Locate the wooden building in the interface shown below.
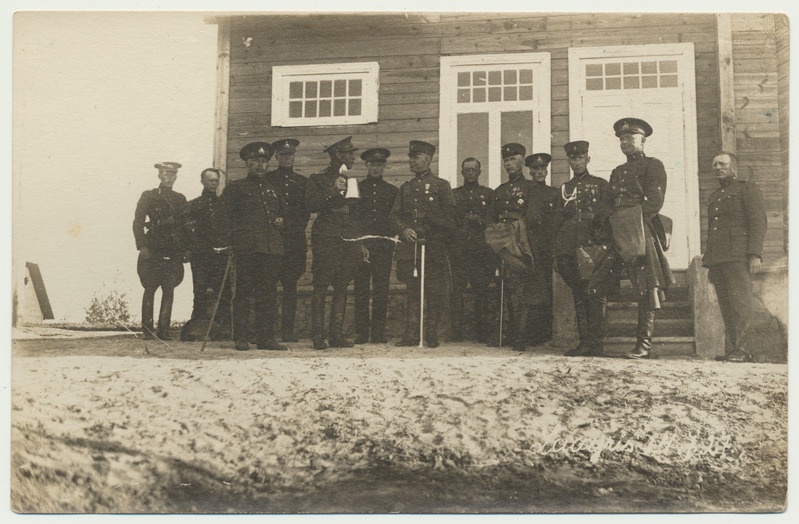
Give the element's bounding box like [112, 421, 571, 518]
[208, 12, 789, 357]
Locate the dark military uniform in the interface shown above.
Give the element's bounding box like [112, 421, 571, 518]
[554, 142, 615, 356]
[450, 181, 497, 342]
[353, 156, 398, 344]
[703, 178, 767, 359]
[183, 186, 231, 337]
[132, 163, 188, 340]
[306, 137, 364, 349]
[524, 153, 560, 345]
[390, 144, 456, 346]
[608, 118, 675, 358]
[216, 142, 285, 349]
[266, 139, 310, 342]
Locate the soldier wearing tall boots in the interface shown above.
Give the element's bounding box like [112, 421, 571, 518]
[487, 143, 541, 351]
[215, 142, 287, 351]
[524, 153, 560, 346]
[390, 140, 457, 348]
[267, 138, 310, 343]
[353, 148, 399, 344]
[449, 157, 497, 343]
[609, 118, 675, 359]
[554, 141, 615, 357]
[132, 161, 189, 340]
[182, 168, 231, 340]
[306, 136, 368, 350]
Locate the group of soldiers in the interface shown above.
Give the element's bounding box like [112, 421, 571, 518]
[133, 116, 767, 362]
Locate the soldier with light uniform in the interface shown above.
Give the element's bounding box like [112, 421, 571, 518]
[390, 140, 457, 348]
[554, 141, 615, 357]
[353, 147, 398, 344]
[609, 118, 674, 360]
[267, 138, 310, 343]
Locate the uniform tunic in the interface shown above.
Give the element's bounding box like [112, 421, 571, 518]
[702, 179, 768, 353]
[353, 176, 399, 339]
[266, 167, 310, 283]
[132, 185, 187, 289]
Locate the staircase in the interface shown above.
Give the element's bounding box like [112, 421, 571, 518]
[604, 270, 695, 357]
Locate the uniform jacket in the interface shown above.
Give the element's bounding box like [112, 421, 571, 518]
[453, 182, 494, 254]
[355, 176, 399, 239]
[184, 189, 219, 255]
[554, 172, 613, 256]
[489, 174, 534, 223]
[526, 181, 560, 262]
[702, 179, 767, 267]
[609, 152, 666, 221]
[215, 174, 284, 256]
[306, 165, 362, 241]
[266, 167, 310, 254]
[132, 185, 188, 256]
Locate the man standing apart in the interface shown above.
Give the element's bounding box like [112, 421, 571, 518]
[609, 118, 674, 359]
[354, 147, 398, 344]
[306, 136, 367, 350]
[132, 161, 188, 340]
[390, 140, 456, 348]
[182, 168, 230, 339]
[267, 138, 310, 343]
[524, 152, 560, 345]
[554, 141, 615, 357]
[216, 142, 286, 351]
[702, 152, 767, 362]
[449, 157, 497, 343]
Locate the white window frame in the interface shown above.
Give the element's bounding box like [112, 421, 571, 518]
[439, 53, 551, 189]
[271, 62, 380, 127]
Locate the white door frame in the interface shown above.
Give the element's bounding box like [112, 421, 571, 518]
[568, 43, 701, 266]
[439, 52, 551, 188]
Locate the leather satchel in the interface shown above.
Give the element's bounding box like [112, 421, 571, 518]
[609, 204, 646, 260]
[576, 243, 609, 281]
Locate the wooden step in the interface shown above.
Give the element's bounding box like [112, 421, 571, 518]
[603, 336, 696, 357]
[606, 318, 694, 337]
[607, 301, 692, 321]
[609, 283, 689, 302]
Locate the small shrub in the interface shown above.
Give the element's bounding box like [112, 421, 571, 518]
[84, 286, 132, 325]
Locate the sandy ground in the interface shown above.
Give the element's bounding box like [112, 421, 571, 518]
[9, 329, 788, 514]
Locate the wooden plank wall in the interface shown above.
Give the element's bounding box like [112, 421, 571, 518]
[730, 14, 787, 266]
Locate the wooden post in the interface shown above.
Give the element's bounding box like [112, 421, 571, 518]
[213, 19, 231, 193]
[716, 14, 736, 154]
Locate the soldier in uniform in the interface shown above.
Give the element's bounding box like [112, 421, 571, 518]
[524, 152, 560, 345]
[132, 161, 188, 340]
[216, 142, 287, 351]
[487, 143, 540, 351]
[609, 118, 674, 359]
[353, 147, 399, 344]
[449, 157, 497, 342]
[554, 141, 615, 356]
[266, 138, 310, 343]
[703, 152, 767, 362]
[306, 136, 368, 350]
[390, 140, 457, 347]
[182, 168, 230, 339]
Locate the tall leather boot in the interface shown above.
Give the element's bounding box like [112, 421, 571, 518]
[474, 293, 488, 343]
[141, 287, 156, 339]
[396, 291, 420, 346]
[311, 289, 328, 350]
[280, 283, 299, 342]
[564, 296, 590, 356]
[627, 303, 654, 359]
[511, 295, 529, 351]
[156, 287, 175, 340]
[353, 266, 371, 344]
[449, 289, 464, 342]
[586, 295, 607, 356]
[328, 288, 354, 348]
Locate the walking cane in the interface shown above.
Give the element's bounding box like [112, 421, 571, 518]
[201, 251, 233, 352]
[418, 240, 426, 349]
[498, 261, 505, 349]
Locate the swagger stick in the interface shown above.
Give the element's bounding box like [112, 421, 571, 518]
[418, 241, 426, 349]
[498, 262, 504, 349]
[201, 252, 233, 352]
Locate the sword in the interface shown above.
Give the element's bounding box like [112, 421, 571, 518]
[498, 261, 504, 349]
[418, 240, 426, 349]
[201, 251, 233, 352]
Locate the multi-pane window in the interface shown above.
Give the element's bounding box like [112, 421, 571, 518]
[585, 60, 678, 91]
[457, 68, 535, 104]
[272, 62, 379, 126]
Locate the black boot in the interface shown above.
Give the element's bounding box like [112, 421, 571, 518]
[474, 293, 489, 343]
[311, 290, 328, 350]
[511, 298, 529, 352]
[328, 290, 354, 348]
[280, 284, 299, 342]
[586, 295, 607, 356]
[396, 292, 420, 346]
[627, 305, 655, 359]
[449, 290, 464, 342]
[425, 309, 441, 348]
[141, 287, 156, 339]
[564, 296, 591, 356]
[156, 287, 175, 340]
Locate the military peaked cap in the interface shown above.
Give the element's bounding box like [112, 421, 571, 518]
[154, 162, 182, 172]
[323, 136, 358, 154]
[408, 140, 436, 156]
[525, 153, 552, 167]
[563, 141, 590, 157]
[272, 138, 300, 154]
[240, 142, 274, 160]
[501, 143, 526, 159]
[613, 117, 653, 137]
[361, 147, 391, 163]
